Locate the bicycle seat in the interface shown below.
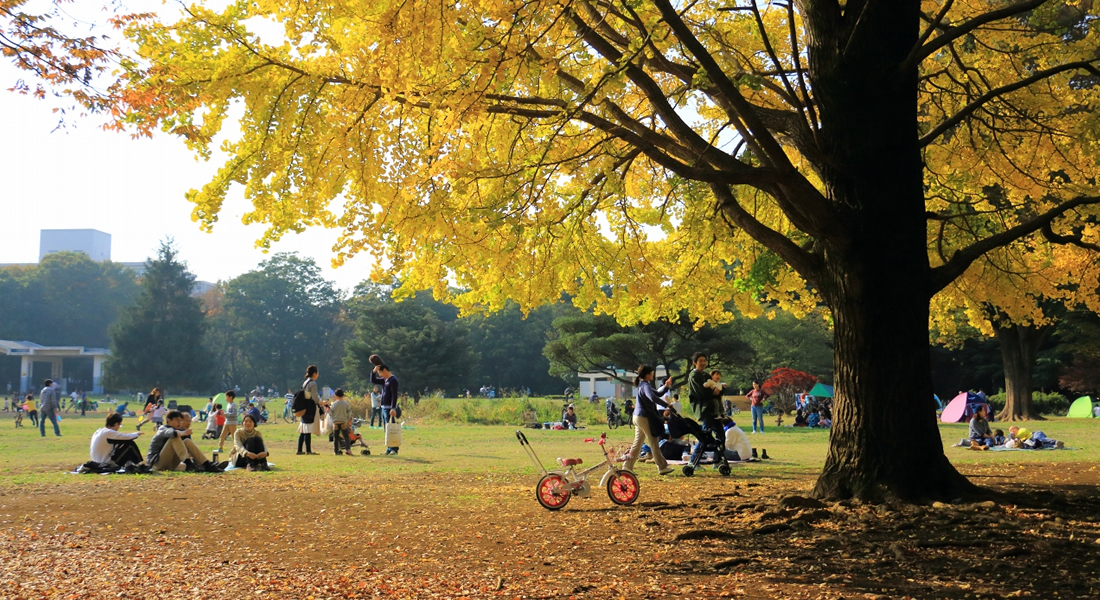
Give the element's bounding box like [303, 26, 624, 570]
[558, 458, 583, 467]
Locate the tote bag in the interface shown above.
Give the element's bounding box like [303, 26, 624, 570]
[384, 422, 402, 448]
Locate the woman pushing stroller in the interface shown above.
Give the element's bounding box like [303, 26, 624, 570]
[622, 365, 676, 476]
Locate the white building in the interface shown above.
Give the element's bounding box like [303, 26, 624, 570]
[0, 340, 109, 394]
[39, 229, 112, 262]
[578, 365, 671, 400]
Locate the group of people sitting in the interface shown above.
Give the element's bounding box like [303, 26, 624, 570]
[792, 407, 832, 428]
[966, 406, 1065, 450]
[84, 406, 272, 474]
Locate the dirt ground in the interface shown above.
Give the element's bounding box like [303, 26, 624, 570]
[2, 463, 1099, 600]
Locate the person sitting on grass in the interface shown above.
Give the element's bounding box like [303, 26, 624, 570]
[231, 414, 270, 471]
[969, 405, 995, 450]
[723, 421, 753, 462]
[146, 410, 225, 472]
[794, 409, 808, 427]
[563, 405, 578, 430]
[91, 413, 145, 466]
[807, 409, 821, 428]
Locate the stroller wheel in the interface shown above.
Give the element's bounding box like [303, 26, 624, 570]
[361, 449, 370, 456]
[682, 465, 695, 477]
[718, 464, 732, 477]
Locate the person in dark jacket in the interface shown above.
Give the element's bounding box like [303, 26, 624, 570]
[686, 353, 728, 469]
[623, 365, 675, 476]
[371, 364, 400, 454]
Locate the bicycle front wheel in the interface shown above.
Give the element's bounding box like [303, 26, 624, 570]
[606, 470, 639, 506]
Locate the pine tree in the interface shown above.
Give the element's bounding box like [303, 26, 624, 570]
[105, 240, 213, 392]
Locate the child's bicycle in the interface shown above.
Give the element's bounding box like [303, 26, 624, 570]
[515, 430, 639, 511]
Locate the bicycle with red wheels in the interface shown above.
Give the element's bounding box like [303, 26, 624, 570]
[515, 430, 640, 511]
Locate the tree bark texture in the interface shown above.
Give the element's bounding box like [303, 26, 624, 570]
[803, 1, 976, 501]
[994, 323, 1053, 421]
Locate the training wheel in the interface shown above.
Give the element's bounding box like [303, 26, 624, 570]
[718, 464, 732, 476]
[361, 449, 370, 455]
[682, 465, 695, 477]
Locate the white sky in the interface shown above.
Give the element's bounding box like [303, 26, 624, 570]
[0, 2, 375, 291]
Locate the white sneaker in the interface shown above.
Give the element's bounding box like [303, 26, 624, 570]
[659, 466, 675, 475]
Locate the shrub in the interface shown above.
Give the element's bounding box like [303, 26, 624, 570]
[400, 396, 613, 426]
[986, 390, 1071, 416]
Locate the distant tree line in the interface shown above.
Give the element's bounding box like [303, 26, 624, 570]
[3, 247, 1096, 400]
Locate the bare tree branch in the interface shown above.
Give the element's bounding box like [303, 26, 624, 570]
[711, 184, 822, 287]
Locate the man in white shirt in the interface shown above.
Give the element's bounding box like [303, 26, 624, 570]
[90, 413, 144, 465]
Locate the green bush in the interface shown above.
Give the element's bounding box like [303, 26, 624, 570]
[987, 390, 1071, 416]
[401, 396, 612, 426]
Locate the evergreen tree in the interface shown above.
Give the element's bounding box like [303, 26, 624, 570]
[344, 285, 478, 397]
[104, 241, 213, 391]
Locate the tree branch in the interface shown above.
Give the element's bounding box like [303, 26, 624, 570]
[1041, 223, 1100, 254]
[909, 0, 1051, 66]
[650, 0, 842, 242]
[711, 184, 822, 287]
[930, 195, 1100, 294]
[919, 61, 1100, 146]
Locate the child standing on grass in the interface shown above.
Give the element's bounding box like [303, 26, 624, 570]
[329, 389, 353, 456]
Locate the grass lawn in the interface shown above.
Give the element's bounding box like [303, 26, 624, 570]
[1, 402, 1099, 599]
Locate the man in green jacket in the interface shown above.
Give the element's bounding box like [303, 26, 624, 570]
[687, 352, 728, 468]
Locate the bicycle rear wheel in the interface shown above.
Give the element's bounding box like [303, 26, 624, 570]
[536, 474, 571, 510]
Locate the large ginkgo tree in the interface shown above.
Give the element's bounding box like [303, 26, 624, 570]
[110, 0, 1100, 501]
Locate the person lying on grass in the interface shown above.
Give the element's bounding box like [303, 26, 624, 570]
[1007, 426, 1065, 450]
[231, 414, 270, 471]
[146, 410, 226, 473]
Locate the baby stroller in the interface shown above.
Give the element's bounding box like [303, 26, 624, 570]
[606, 401, 628, 429]
[332, 418, 371, 455]
[666, 411, 731, 477]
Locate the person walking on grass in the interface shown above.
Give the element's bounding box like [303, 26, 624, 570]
[135, 389, 161, 430]
[623, 365, 675, 476]
[369, 387, 382, 428]
[217, 391, 239, 453]
[39, 379, 62, 437]
[687, 353, 729, 469]
[329, 389, 354, 456]
[24, 393, 38, 427]
[295, 365, 322, 455]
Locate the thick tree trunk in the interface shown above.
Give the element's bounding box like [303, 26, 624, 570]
[806, 2, 976, 502]
[994, 323, 1053, 421]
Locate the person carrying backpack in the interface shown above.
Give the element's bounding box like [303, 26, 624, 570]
[293, 365, 322, 455]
